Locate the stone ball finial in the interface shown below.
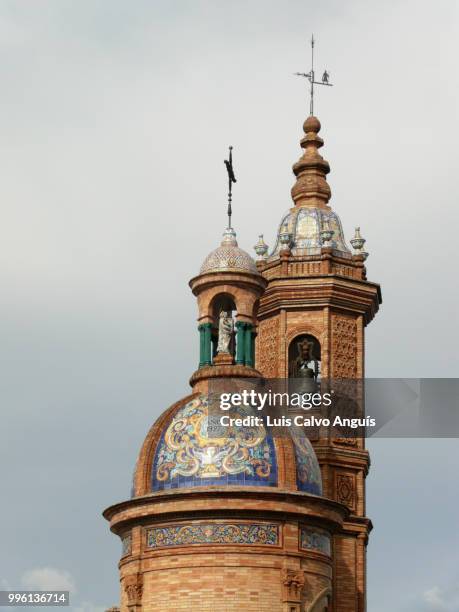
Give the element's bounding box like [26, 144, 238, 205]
[303, 115, 321, 134]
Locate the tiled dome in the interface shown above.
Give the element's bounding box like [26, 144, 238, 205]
[132, 394, 322, 497]
[200, 228, 259, 275]
[271, 206, 351, 258]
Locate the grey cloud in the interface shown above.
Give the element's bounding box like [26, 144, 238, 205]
[21, 567, 76, 592]
[0, 1, 457, 609]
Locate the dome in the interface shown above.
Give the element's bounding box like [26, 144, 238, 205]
[132, 394, 323, 497]
[200, 228, 259, 275]
[270, 206, 351, 258]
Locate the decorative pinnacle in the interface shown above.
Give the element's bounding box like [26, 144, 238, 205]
[350, 227, 369, 260]
[221, 226, 238, 247]
[279, 223, 292, 251]
[254, 234, 269, 260]
[294, 35, 333, 116]
[224, 146, 237, 229]
[320, 218, 334, 247]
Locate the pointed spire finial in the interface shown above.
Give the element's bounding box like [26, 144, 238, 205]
[224, 146, 237, 229]
[291, 115, 332, 208]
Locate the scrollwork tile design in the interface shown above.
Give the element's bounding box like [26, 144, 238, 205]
[146, 522, 279, 548]
[151, 396, 277, 490]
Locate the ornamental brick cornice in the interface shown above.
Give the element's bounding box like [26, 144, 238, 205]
[340, 516, 373, 539]
[103, 487, 348, 535]
[190, 268, 267, 325]
[258, 252, 365, 278]
[258, 275, 381, 324]
[313, 445, 370, 473]
[189, 363, 262, 388]
[189, 270, 267, 295]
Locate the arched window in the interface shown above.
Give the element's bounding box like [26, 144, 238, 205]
[288, 334, 321, 380]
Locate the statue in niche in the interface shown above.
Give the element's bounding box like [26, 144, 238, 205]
[216, 311, 234, 354]
[289, 338, 319, 380]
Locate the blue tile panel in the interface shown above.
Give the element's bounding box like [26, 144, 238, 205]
[291, 428, 323, 495]
[151, 396, 278, 490]
[300, 527, 331, 556]
[146, 522, 279, 548]
[121, 532, 132, 557]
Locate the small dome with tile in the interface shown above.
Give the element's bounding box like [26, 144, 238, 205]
[200, 228, 259, 275]
[270, 206, 351, 258]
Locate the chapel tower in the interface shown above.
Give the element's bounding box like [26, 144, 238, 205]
[103, 112, 381, 612]
[254, 114, 381, 610]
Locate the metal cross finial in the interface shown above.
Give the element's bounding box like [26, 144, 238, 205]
[224, 146, 236, 228]
[294, 35, 333, 116]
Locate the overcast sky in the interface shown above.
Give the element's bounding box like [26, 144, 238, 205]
[0, 1, 458, 611]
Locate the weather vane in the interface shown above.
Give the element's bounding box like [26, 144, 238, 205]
[294, 35, 333, 116]
[224, 146, 236, 228]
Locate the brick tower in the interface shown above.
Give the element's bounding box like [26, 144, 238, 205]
[103, 113, 381, 612]
[255, 114, 381, 611]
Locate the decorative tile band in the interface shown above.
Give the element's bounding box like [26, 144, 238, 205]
[121, 533, 132, 557]
[146, 522, 279, 549]
[300, 527, 331, 556]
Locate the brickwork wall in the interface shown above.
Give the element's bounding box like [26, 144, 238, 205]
[332, 535, 358, 612]
[118, 546, 333, 612]
[140, 565, 281, 612]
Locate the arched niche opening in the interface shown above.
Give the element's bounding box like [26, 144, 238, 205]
[288, 334, 321, 380]
[197, 291, 255, 369]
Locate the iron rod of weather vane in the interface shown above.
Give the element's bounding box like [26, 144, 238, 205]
[294, 36, 333, 117]
[310, 34, 314, 115]
[224, 145, 236, 228]
[228, 146, 232, 227]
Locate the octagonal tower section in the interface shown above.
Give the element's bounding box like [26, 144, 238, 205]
[255, 115, 382, 612]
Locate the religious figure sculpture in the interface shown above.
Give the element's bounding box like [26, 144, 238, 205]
[216, 311, 234, 354]
[289, 337, 319, 380]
